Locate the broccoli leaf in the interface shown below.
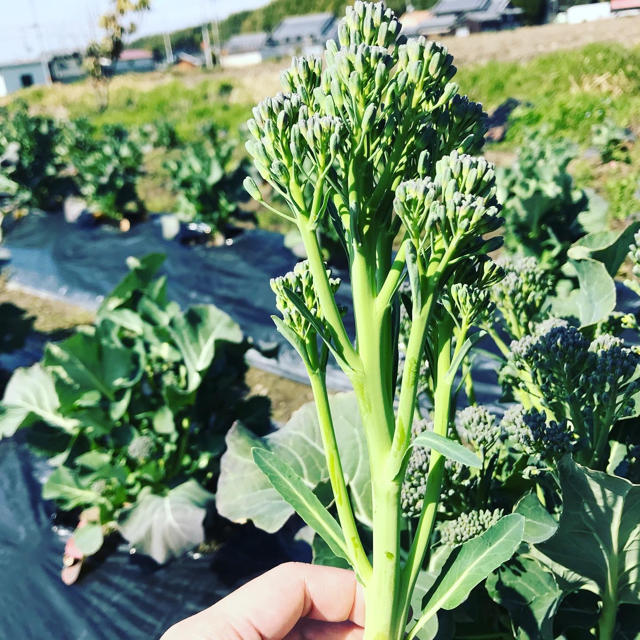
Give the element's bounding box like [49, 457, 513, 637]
[409, 514, 524, 639]
[253, 448, 351, 566]
[535, 457, 640, 608]
[0, 363, 77, 437]
[486, 553, 563, 640]
[412, 431, 481, 468]
[118, 480, 213, 564]
[216, 392, 371, 532]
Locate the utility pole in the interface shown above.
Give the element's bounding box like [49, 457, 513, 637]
[210, 19, 221, 66]
[29, 0, 52, 84]
[163, 32, 173, 64]
[202, 24, 213, 69]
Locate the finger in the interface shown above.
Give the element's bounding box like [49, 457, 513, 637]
[162, 562, 365, 640]
[217, 562, 365, 638]
[283, 619, 364, 640]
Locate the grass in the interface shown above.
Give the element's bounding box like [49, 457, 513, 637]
[21, 73, 254, 142]
[456, 43, 640, 147]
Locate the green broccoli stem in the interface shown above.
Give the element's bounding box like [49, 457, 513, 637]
[298, 215, 359, 371]
[401, 319, 455, 634]
[307, 369, 372, 583]
[598, 539, 620, 639]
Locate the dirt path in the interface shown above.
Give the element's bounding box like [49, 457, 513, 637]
[438, 15, 640, 66]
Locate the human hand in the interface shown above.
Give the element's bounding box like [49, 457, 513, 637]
[161, 561, 365, 639]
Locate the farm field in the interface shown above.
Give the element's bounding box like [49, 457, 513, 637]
[2, 6, 640, 639]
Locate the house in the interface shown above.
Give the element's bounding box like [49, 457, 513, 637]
[221, 32, 270, 68]
[270, 12, 337, 55]
[0, 58, 50, 97]
[400, 9, 458, 35]
[404, 0, 522, 36]
[462, 0, 524, 32]
[114, 49, 155, 74]
[610, 0, 640, 13]
[220, 12, 339, 68]
[564, 2, 611, 22]
[48, 52, 85, 84]
[175, 52, 203, 71]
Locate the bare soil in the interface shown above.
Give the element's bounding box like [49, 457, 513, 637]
[438, 15, 640, 66]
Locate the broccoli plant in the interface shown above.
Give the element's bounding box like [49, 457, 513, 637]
[134, 119, 180, 151]
[496, 131, 589, 273]
[242, 4, 525, 638]
[0, 254, 251, 570]
[69, 123, 145, 222]
[591, 118, 634, 164]
[165, 124, 247, 234]
[0, 102, 72, 215]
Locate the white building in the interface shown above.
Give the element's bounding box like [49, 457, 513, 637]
[221, 32, 270, 68]
[0, 58, 50, 97]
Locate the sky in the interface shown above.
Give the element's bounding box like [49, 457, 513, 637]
[0, 0, 269, 64]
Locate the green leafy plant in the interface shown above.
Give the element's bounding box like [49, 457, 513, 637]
[134, 119, 180, 150]
[0, 102, 72, 215]
[0, 254, 249, 565]
[165, 124, 247, 233]
[239, 4, 527, 638]
[496, 132, 589, 273]
[591, 119, 634, 164]
[70, 123, 145, 222]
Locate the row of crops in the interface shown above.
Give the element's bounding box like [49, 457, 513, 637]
[0, 101, 249, 236]
[1, 12, 640, 638]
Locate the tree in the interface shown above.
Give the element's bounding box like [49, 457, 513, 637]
[85, 0, 152, 110]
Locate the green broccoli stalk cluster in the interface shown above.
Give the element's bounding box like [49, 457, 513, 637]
[243, 4, 524, 638]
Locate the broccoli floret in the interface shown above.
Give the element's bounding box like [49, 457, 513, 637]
[491, 256, 553, 338]
[500, 404, 528, 444]
[127, 434, 154, 461]
[438, 508, 503, 546]
[401, 419, 432, 519]
[456, 405, 500, 454]
[615, 445, 640, 484]
[520, 409, 579, 459]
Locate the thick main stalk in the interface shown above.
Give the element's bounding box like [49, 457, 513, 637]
[351, 244, 404, 640]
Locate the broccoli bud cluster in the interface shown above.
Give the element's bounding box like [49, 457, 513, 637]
[507, 320, 640, 466]
[520, 409, 579, 459]
[625, 230, 640, 298]
[456, 404, 500, 454]
[401, 418, 432, 519]
[615, 445, 640, 484]
[491, 255, 553, 338]
[438, 508, 503, 546]
[500, 404, 529, 444]
[270, 260, 340, 342]
[127, 434, 154, 462]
